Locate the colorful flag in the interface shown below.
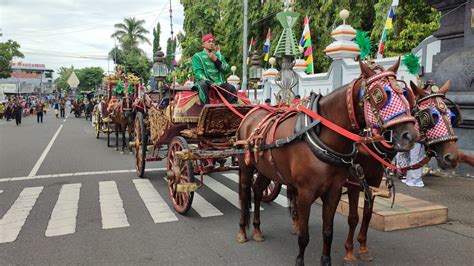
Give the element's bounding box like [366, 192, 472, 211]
[263, 29, 271, 62]
[300, 16, 313, 74]
[377, 5, 395, 58]
[247, 37, 254, 65]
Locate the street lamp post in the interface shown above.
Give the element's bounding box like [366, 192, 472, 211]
[152, 46, 168, 101]
[249, 51, 262, 101]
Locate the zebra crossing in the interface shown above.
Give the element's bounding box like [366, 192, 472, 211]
[0, 172, 286, 244]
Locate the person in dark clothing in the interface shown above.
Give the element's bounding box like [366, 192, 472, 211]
[13, 101, 22, 126]
[60, 99, 65, 118]
[35, 101, 44, 123]
[5, 103, 12, 121]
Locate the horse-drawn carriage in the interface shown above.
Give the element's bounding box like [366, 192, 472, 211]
[133, 84, 259, 213]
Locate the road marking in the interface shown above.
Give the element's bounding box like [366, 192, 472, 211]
[0, 186, 43, 244]
[0, 190, 3, 194]
[99, 181, 129, 229]
[204, 175, 262, 211]
[0, 167, 167, 183]
[45, 184, 81, 237]
[222, 173, 288, 208]
[192, 193, 224, 217]
[63, 119, 66, 122]
[133, 179, 178, 223]
[28, 125, 63, 177]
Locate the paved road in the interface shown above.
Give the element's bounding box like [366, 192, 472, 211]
[0, 111, 473, 265]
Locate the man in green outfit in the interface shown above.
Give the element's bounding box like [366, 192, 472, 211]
[192, 33, 237, 104]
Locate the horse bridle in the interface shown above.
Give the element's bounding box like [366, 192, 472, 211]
[412, 82, 460, 147]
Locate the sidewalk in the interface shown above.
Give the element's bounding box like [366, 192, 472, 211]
[395, 170, 474, 231]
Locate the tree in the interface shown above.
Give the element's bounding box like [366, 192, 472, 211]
[179, 0, 440, 74]
[122, 51, 152, 84]
[76, 67, 105, 91]
[54, 66, 75, 92]
[0, 40, 24, 79]
[153, 22, 161, 55]
[111, 17, 151, 51]
[165, 37, 177, 70]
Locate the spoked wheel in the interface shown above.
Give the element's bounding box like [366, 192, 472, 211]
[134, 112, 146, 178]
[253, 171, 282, 203]
[262, 180, 282, 202]
[167, 136, 195, 214]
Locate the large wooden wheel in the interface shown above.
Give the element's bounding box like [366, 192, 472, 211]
[167, 136, 195, 214]
[261, 180, 282, 202]
[134, 112, 146, 178]
[253, 171, 282, 203]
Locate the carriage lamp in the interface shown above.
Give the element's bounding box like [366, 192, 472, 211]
[153, 47, 168, 87]
[249, 51, 262, 100]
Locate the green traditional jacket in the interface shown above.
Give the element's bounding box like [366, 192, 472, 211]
[191, 50, 230, 86]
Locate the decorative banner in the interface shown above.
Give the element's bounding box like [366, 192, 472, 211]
[263, 29, 271, 62]
[300, 16, 313, 74]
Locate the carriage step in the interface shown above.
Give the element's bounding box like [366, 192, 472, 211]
[176, 183, 199, 193]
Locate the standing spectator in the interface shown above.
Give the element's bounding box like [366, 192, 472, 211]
[396, 142, 425, 187]
[60, 98, 65, 118]
[35, 100, 44, 123]
[13, 100, 22, 126]
[54, 100, 59, 118]
[5, 102, 12, 121]
[0, 102, 5, 119]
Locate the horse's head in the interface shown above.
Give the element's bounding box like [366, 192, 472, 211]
[359, 59, 419, 152]
[410, 80, 459, 169]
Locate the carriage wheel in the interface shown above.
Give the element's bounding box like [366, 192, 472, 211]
[134, 112, 146, 178]
[253, 171, 282, 203]
[261, 180, 282, 202]
[167, 136, 195, 214]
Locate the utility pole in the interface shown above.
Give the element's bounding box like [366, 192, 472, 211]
[242, 0, 248, 92]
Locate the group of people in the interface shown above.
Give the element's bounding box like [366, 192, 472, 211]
[0, 96, 68, 125]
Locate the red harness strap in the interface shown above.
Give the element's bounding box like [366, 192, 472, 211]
[296, 106, 382, 144]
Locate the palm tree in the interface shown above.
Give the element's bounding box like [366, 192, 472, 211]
[111, 17, 151, 52]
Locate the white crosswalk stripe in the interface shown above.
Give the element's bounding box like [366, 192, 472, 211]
[0, 186, 44, 244]
[133, 179, 178, 223]
[203, 175, 263, 211]
[99, 181, 129, 229]
[222, 173, 288, 208]
[45, 183, 81, 237]
[0, 172, 289, 244]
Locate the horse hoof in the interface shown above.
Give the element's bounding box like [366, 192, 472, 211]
[343, 258, 357, 266]
[252, 232, 264, 242]
[236, 233, 248, 243]
[320, 255, 331, 266]
[357, 251, 373, 262]
[295, 256, 304, 266]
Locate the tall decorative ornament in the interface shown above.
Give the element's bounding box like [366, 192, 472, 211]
[273, 1, 301, 104]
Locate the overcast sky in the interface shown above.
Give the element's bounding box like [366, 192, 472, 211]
[0, 0, 184, 78]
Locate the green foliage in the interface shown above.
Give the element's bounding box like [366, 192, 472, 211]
[54, 66, 74, 92]
[153, 22, 161, 55]
[402, 53, 420, 75]
[111, 17, 151, 51]
[0, 40, 24, 79]
[76, 67, 105, 91]
[165, 37, 177, 70]
[179, 0, 439, 74]
[122, 50, 152, 83]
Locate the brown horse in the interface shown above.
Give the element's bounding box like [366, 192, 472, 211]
[236, 60, 419, 266]
[343, 79, 460, 264]
[110, 96, 135, 153]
